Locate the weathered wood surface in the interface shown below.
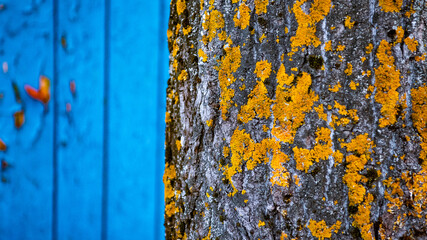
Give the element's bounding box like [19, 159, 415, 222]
[165, 0, 427, 239]
[0, 0, 168, 239]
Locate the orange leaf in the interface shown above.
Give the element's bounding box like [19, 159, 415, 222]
[24, 75, 51, 104]
[13, 110, 25, 129]
[0, 138, 6, 151]
[25, 85, 40, 101]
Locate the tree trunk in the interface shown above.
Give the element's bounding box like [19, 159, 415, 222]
[164, 0, 427, 239]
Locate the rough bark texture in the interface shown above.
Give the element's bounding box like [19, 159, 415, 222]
[165, 0, 427, 239]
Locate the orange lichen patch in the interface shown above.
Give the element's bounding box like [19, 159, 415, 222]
[165, 112, 171, 123]
[415, 53, 426, 62]
[198, 49, 208, 62]
[254, 60, 272, 81]
[25, 75, 51, 105]
[314, 104, 327, 122]
[293, 174, 301, 186]
[13, 110, 25, 129]
[324, 40, 332, 51]
[333, 150, 343, 166]
[375, 40, 401, 127]
[0, 138, 6, 151]
[176, 140, 182, 151]
[342, 134, 374, 239]
[395, 26, 404, 44]
[172, 39, 179, 57]
[342, 133, 373, 205]
[165, 202, 179, 217]
[238, 80, 272, 123]
[336, 44, 345, 51]
[404, 37, 418, 52]
[403, 170, 427, 217]
[206, 119, 213, 127]
[361, 57, 366, 62]
[365, 43, 373, 54]
[353, 194, 374, 239]
[411, 85, 427, 164]
[308, 219, 341, 240]
[233, 3, 251, 29]
[201, 227, 211, 240]
[280, 232, 288, 240]
[254, 0, 269, 15]
[383, 177, 404, 212]
[258, 220, 266, 227]
[223, 146, 230, 158]
[293, 127, 333, 172]
[224, 129, 285, 195]
[259, 33, 267, 43]
[344, 16, 354, 29]
[263, 124, 269, 132]
[330, 101, 359, 128]
[178, 69, 189, 81]
[272, 66, 319, 144]
[270, 145, 290, 188]
[290, 0, 332, 50]
[183, 26, 192, 36]
[349, 81, 357, 90]
[344, 63, 353, 75]
[329, 81, 341, 93]
[379, 0, 402, 12]
[176, 0, 186, 15]
[216, 46, 242, 120]
[202, 9, 225, 41]
[164, 163, 177, 200]
[285, 27, 289, 34]
[365, 85, 374, 99]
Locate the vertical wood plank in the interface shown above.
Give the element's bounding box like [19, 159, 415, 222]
[108, 1, 162, 239]
[56, 1, 104, 239]
[0, 1, 54, 239]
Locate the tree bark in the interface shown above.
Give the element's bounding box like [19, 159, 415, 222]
[165, 0, 427, 239]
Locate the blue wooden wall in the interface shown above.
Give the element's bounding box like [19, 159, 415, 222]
[0, 0, 168, 239]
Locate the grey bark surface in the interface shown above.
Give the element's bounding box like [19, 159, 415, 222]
[165, 0, 427, 239]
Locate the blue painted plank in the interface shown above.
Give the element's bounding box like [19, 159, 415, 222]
[107, 1, 163, 239]
[0, 0, 54, 239]
[55, 1, 104, 239]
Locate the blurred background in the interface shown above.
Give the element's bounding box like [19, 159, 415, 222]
[0, 0, 168, 239]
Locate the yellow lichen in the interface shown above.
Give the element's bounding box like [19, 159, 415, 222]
[395, 26, 404, 44]
[198, 48, 208, 62]
[349, 81, 357, 90]
[308, 219, 341, 240]
[165, 112, 171, 123]
[365, 43, 373, 54]
[216, 46, 242, 120]
[254, 0, 269, 15]
[163, 163, 177, 200]
[223, 146, 230, 158]
[176, 140, 182, 151]
[258, 220, 266, 227]
[254, 60, 272, 81]
[234, 3, 251, 29]
[202, 9, 225, 41]
[336, 44, 345, 51]
[176, 0, 186, 15]
[404, 37, 418, 52]
[324, 40, 332, 51]
[206, 119, 213, 127]
[238, 80, 272, 123]
[344, 16, 354, 29]
[344, 62, 353, 75]
[270, 146, 290, 188]
[379, 0, 402, 12]
[178, 69, 189, 81]
[272, 66, 319, 144]
[183, 26, 192, 35]
[342, 134, 375, 239]
[411, 86, 427, 165]
[375, 40, 401, 127]
[293, 127, 333, 172]
[224, 129, 286, 195]
[314, 104, 327, 122]
[290, 0, 332, 50]
[329, 81, 341, 93]
[259, 33, 267, 43]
